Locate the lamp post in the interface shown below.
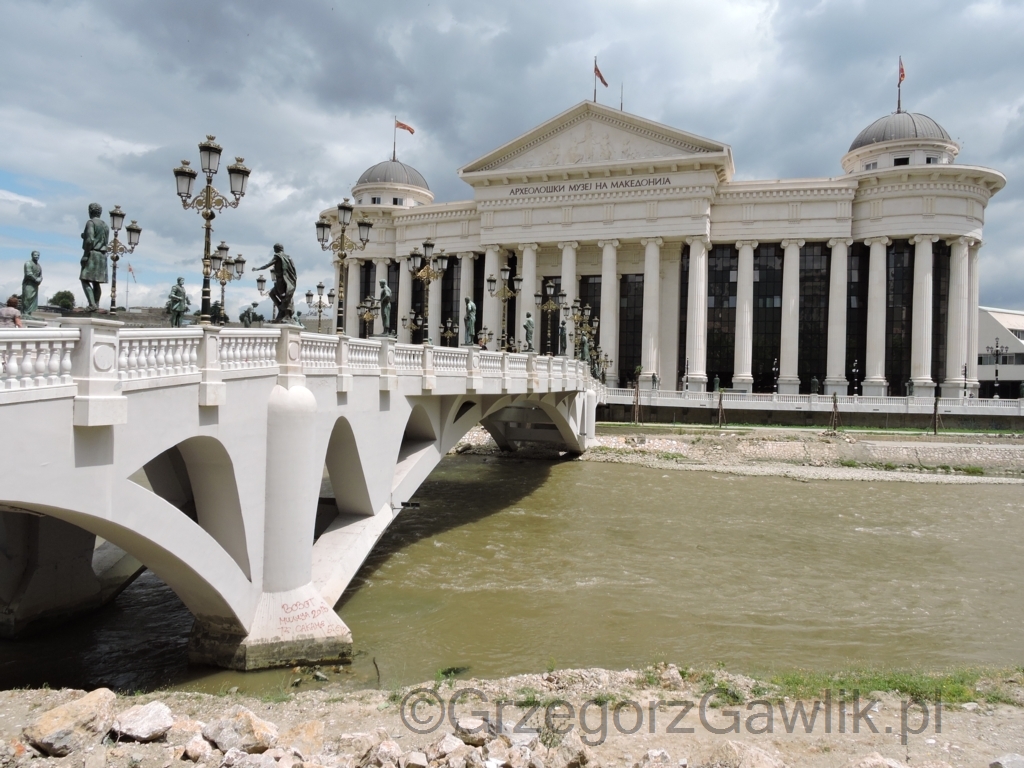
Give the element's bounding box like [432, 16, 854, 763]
[106, 206, 142, 313]
[441, 318, 459, 345]
[850, 359, 860, 396]
[173, 136, 250, 325]
[305, 281, 335, 334]
[963, 363, 968, 398]
[210, 242, 246, 324]
[563, 298, 597, 360]
[487, 264, 523, 351]
[315, 199, 372, 335]
[534, 280, 563, 355]
[772, 357, 780, 393]
[358, 296, 381, 336]
[401, 311, 425, 338]
[406, 241, 447, 344]
[986, 337, 1009, 398]
[476, 326, 495, 348]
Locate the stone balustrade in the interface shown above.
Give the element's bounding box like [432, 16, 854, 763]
[0, 329, 78, 393]
[118, 329, 202, 385]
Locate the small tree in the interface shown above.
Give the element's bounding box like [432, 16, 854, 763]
[50, 290, 75, 310]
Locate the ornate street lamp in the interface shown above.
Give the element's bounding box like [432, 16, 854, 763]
[305, 281, 335, 334]
[563, 298, 597, 361]
[173, 136, 250, 323]
[535, 280, 562, 356]
[850, 359, 860, 396]
[476, 326, 495, 348]
[487, 262, 523, 351]
[408, 241, 446, 344]
[441, 317, 459, 345]
[986, 337, 1009, 398]
[772, 357, 780, 393]
[106, 205, 142, 312]
[358, 296, 380, 337]
[211, 242, 246, 324]
[315, 199, 372, 335]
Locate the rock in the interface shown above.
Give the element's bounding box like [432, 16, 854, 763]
[337, 729, 390, 758]
[404, 752, 429, 768]
[659, 665, 683, 691]
[545, 731, 597, 768]
[961, 702, 979, 711]
[23, 687, 117, 757]
[312, 670, 329, 683]
[185, 735, 215, 762]
[484, 737, 512, 766]
[222, 748, 249, 767]
[83, 745, 107, 768]
[725, 742, 786, 768]
[848, 754, 904, 768]
[202, 707, 278, 754]
[991, 756, 1024, 768]
[168, 719, 206, 746]
[361, 740, 404, 768]
[633, 751, 671, 768]
[455, 717, 493, 747]
[279, 722, 324, 760]
[431, 734, 465, 760]
[227, 687, 240, 695]
[113, 701, 176, 742]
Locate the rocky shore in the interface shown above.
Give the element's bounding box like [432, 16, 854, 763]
[454, 426, 1024, 484]
[2, 666, 1023, 768]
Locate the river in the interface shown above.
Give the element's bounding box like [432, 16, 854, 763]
[1, 455, 1022, 694]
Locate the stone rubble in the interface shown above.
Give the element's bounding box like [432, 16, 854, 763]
[111, 701, 175, 742]
[21, 687, 116, 757]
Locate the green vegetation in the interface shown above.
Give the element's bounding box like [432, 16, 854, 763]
[515, 687, 541, 707]
[591, 692, 617, 705]
[767, 668, 985, 703]
[49, 290, 75, 310]
[634, 664, 661, 688]
[838, 459, 859, 467]
[958, 465, 985, 476]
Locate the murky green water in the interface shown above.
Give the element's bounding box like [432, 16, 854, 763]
[2, 456, 1022, 693]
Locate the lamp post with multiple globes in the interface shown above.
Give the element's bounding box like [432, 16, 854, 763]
[534, 280, 563, 356]
[173, 136, 251, 324]
[305, 282, 336, 334]
[106, 205, 142, 312]
[487, 264, 522, 352]
[315, 200, 372, 335]
[210, 241, 246, 324]
[404, 240, 447, 344]
[563, 298, 597, 361]
[986, 337, 1009, 398]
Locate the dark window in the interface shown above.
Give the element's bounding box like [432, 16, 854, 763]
[618, 274, 643, 386]
[893, 157, 910, 166]
[752, 243, 782, 392]
[358, 261, 376, 339]
[706, 244, 737, 389]
[926, 156, 939, 165]
[539, 276, 561, 355]
[846, 243, 870, 394]
[504, 251, 518, 350]
[885, 239, 914, 395]
[677, 244, 690, 388]
[798, 243, 831, 392]
[473, 258, 485, 343]
[393, 197, 403, 205]
[440, 257, 461, 346]
[931, 240, 950, 385]
[578, 275, 601, 349]
[371, 196, 381, 204]
[386, 261, 401, 336]
[410, 268, 426, 344]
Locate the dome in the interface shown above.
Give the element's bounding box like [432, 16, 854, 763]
[848, 112, 951, 152]
[356, 159, 429, 190]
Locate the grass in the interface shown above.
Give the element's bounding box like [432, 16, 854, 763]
[766, 668, 987, 703]
[838, 459, 859, 467]
[958, 465, 985, 476]
[515, 687, 541, 707]
[634, 664, 661, 688]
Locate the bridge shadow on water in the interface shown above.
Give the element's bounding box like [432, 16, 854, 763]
[334, 451, 561, 610]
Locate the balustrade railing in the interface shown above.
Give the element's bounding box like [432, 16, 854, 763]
[0, 329, 78, 391]
[394, 344, 424, 371]
[118, 329, 202, 381]
[299, 333, 339, 370]
[346, 338, 382, 370]
[219, 329, 280, 371]
[433, 347, 468, 373]
[480, 351, 503, 376]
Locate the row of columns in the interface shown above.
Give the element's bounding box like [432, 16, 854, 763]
[335, 235, 980, 396]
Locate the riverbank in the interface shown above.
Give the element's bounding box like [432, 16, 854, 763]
[3, 665, 1023, 768]
[454, 426, 1024, 484]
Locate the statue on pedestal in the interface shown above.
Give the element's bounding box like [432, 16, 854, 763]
[810, 375, 819, 395]
[80, 203, 109, 310]
[239, 305, 254, 327]
[379, 279, 392, 334]
[463, 297, 477, 345]
[713, 374, 720, 392]
[21, 251, 42, 316]
[252, 244, 297, 324]
[558, 320, 567, 356]
[167, 277, 190, 327]
[580, 331, 589, 363]
[523, 312, 534, 352]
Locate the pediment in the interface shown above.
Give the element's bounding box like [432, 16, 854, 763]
[461, 102, 730, 176]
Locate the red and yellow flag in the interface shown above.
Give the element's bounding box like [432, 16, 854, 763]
[594, 59, 608, 88]
[898, 56, 905, 85]
[395, 119, 415, 135]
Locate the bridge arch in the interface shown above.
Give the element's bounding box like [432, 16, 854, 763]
[324, 416, 374, 517]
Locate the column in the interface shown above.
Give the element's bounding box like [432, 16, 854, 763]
[373, 259, 389, 336]
[862, 237, 890, 396]
[396, 257, 412, 343]
[659, 246, 681, 390]
[732, 241, 757, 392]
[777, 239, 803, 394]
[345, 258, 360, 337]
[482, 245, 502, 347]
[457, 252, 476, 346]
[427, 268, 441, 345]
[824, 238, 851, 395]
[558, 241, 579, 348]
[910, 236, 937, 397]
[943, 237, 970, 396]
[639, 237, 663, 387]
[518, 243, 538, 349]
[684, 236, 709, 390]
[967, 242, 981, 394]
[331, 257, 343, 334]
[598, 240, 619, 385]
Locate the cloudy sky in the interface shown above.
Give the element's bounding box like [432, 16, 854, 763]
[2, 0, 1023, 319]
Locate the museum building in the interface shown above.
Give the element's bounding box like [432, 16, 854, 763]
[323, 100, 1005, 396]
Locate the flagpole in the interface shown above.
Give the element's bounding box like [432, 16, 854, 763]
[593, 57, 597, 103]
[393, 116, 397, 161]
[620, 82, 623, 111]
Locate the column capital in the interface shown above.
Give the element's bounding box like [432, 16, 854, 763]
[597, 239, 620, 249]
[557, 241, 579, 251]
[456, 251, 478, 261]
[780, 239, 805, 249]
[911, 235, 940, 245]
[735, 240, 759, 250]
[372, 257, 392, 264]
[864, 236, 891, 247]
[827, 238, 853, 248]
[686, 235, 710, 247]
[518, 243, 539, 252]
[482, 244, 502, 253]
[640, 237, 664, 248]
[945, 235, 977, 248]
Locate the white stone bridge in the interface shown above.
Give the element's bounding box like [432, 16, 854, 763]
[0, 320, 602, 669]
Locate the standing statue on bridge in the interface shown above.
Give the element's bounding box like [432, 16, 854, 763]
[167, 278, 190, 327]
[239, 304, 254, 327]
[80, 203, 110, 311]
[558, 320, 567, 356]
[523, 312, 534, 352]
[379, 279, 392, 335]
[252, 243, 297, 324]
[463, 297, 477, 345]
[21, 251, 42, 316]
[580, 331, 589, 363]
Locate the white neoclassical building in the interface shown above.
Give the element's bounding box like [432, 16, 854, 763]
[323, 101, 1005, 397]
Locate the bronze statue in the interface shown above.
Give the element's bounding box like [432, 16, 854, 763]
[167, 277, 190, 327]
[252, 243, 297, 324]
[580, 331, 589, 362]
[558, 320, 567, 356]
[379, 279, 392, 334]
[810, 375, 819, 395]
[523, 312, 534, 352]
[21, 251, 42, 316]
[463, 297, 477, 345]
[80, 203, 109, 310]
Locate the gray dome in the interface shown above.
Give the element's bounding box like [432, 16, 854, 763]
[356, 159, 429, 190]
[849, 112, 951, 152]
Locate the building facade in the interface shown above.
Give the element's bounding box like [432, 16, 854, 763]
[324, 101, 1005, 397]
